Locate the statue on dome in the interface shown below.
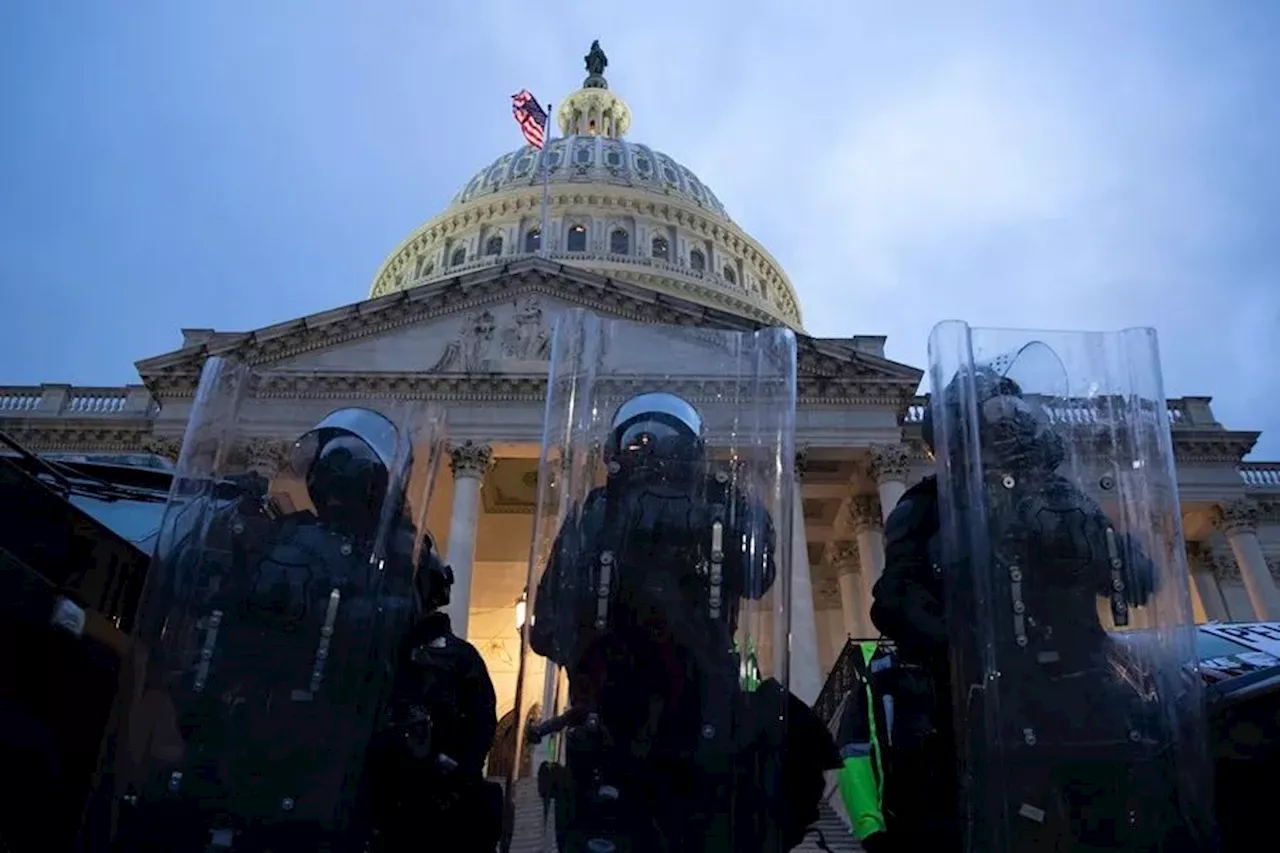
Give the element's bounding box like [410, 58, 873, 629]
[584, 40, 608, 77]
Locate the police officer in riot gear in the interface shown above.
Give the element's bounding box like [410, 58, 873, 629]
[868, 424, 955, 851]
[114, 408, 425, 853]
[366, 534, 501, 853]
[530, 391, 839, 853]
[875, 365, 1186, 851]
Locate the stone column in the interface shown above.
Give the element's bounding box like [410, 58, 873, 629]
[789, 449, 823, 706]
[868, 443, 911, 523]
[1213, 499, 1280, 620]
[830, 542, 862, 637]
[445, 440, 493, 639]
[849, 495, 885, 631]
[1185, 541, 1228, 623]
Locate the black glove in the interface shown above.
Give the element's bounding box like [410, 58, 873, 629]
[861, 830, 894, 853]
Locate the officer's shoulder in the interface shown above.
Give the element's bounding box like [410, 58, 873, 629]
[884, 476, 937, 541]
[452, 636, 490, 668]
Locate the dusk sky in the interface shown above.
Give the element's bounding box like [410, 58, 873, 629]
[2, 2, 1277, 457]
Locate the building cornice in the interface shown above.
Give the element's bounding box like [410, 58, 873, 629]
[134, 261, 922, 404]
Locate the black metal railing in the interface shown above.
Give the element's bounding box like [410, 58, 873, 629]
[813, 637, 864, 725]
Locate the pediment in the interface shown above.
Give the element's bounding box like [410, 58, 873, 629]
[135, 259, 923, 402]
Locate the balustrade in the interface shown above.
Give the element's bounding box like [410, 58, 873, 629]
[0, 385, 154, 417]
[1241, 463, 1280, 488]
[905, 395, 1189, 427]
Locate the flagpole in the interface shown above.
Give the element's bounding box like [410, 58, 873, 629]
[539, 102, 552, 259]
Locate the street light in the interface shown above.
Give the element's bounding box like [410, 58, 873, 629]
[514, 590, 528, 631]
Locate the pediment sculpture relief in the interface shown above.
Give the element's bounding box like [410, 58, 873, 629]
[430, 296, 551, 373]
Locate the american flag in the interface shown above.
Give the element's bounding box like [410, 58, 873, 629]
[511, 89, 548, 150]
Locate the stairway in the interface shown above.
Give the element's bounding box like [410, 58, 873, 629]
[500, 779, 863, 853]
[791, 801, 863, 852]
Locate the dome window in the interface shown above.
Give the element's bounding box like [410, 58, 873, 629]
[525, 228, 541, 252]
[567, 224, 587, 252]
[663, 166, 679, 185]
[606, 149, 623, 167]
[651, 236, 669, 260]
[610, 229, 630, 256]
[575, 147, 592, 165]
[635, 156, 652, 175]
[689, 249, 706, 272]
[450, 247, 467, 267]
[485, 236, 504, 257]
[723, 265, 736, 285]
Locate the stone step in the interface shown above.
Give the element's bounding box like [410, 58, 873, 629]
[497, 779, 863, 853]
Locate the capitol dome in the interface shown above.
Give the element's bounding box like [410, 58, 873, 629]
[370, 45, 802, 329]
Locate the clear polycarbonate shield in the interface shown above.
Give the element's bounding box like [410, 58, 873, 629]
[91, 357, 446, 852]
[510, 309, 798, 852]
[928, 322, 1214, 853]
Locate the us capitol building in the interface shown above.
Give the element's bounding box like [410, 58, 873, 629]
[3, 46, 1279, 721]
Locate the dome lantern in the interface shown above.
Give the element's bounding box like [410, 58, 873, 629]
[557, 40, 632, 139]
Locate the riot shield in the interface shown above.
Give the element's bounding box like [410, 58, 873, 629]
[928, 322, 1214, 853]
[93, 357, 446, 852]
[508, 309, 812, 853]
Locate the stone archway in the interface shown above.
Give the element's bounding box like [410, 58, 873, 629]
[487, 702, 541, 779]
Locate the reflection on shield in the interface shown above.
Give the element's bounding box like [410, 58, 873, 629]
[927, 321, 1214, 852]
[509, 309, 798, 851]
[91, 357, 447, 848]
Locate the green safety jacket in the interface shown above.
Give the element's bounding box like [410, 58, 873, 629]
[834, 641, 892, 843]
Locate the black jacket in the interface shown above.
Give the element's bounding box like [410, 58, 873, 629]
[384, 611, 497, 777]
[869, 476, 946, 669]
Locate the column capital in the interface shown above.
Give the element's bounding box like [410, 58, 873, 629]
[449, 440, 494, 480]
[242, 437, 294, 477]
[848, 494, 883, 534]
[829, 541, 860, 573]
[794, 445, 809, 481]
[1185, 541, 1216, 575]
[143, 434, 184, 462]
[1212, 551, 1241, 584]
[1212, 498, 1259, 537]
[867, 443, 911, 485]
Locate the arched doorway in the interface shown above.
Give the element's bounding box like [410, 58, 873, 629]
[486, 703, 541, 779]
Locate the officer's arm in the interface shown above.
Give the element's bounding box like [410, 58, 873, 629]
[529, 489, 601, 662]
[870, 493, 947, 651]
[1060, 479, 1159, 607]
[457, 643, 499, 776]
[739, 495, 777, 600]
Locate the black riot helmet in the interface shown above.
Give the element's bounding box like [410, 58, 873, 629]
[290, 407, 401, 537]
[924, 363, 1064, 472]
[413, 531, 454, 614]
[605, 391, 705, 481]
